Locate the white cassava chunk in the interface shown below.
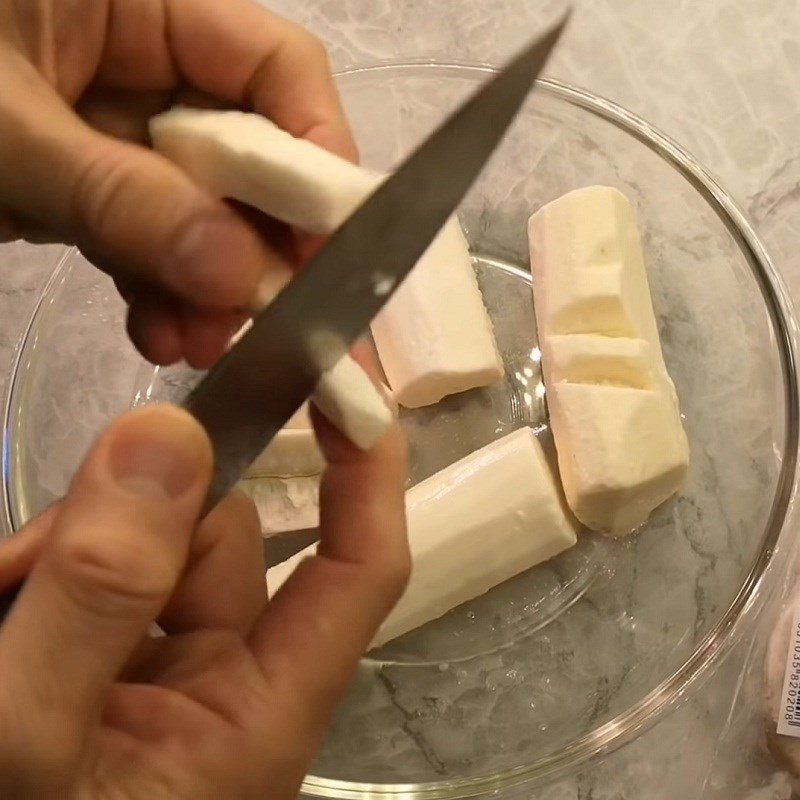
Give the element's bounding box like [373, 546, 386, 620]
[266, 427, 578, 648]
[371, 218, 504, 407]
[546, 383, 689, 534]
[530, 186, 660, 342]
[529, 186, 689, 535]
[151, 107, 379, 234]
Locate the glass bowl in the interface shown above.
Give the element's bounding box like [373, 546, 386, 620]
[3, 63, 798, 797]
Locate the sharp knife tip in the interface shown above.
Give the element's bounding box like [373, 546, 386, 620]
[511, 8, 571, 86]
[542, 7, 572, 47]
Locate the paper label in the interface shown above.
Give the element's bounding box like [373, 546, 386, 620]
[777, 605, 800, 737]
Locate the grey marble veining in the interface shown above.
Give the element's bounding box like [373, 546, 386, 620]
[2, 1, 800, 798]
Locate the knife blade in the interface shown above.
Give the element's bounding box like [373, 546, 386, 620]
[185, 15, 569, 511]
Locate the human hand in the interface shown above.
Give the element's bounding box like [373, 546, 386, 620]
[0, 404, 408, 799]
[0, 0, 356, 368]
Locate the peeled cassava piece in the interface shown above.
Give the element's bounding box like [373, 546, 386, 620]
[266, 427, 578, 648]
[150, 107, 503, 410]
[529, 186, 689, 535]
[370, 217, 505, 407]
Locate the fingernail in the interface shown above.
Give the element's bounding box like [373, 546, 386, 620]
[106, 407, 211, 500]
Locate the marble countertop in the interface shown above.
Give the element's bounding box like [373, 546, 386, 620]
[2, 1, 800, 797]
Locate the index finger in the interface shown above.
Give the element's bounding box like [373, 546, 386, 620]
[99, 0, 357, 161]
[248, 416, 409, 723]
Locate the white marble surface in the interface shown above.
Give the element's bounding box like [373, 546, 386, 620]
[2, 0, 800, 797]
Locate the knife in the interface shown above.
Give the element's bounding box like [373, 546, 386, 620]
[0, 16, 568, 620]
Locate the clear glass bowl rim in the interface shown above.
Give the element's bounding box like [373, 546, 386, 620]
[3, 61, 798, 798]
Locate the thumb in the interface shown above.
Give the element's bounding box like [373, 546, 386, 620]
[0, 405, 212, 739]
[0, 69, 288, 309]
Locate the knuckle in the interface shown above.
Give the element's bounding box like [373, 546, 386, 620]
[57, 532, 176, 616]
